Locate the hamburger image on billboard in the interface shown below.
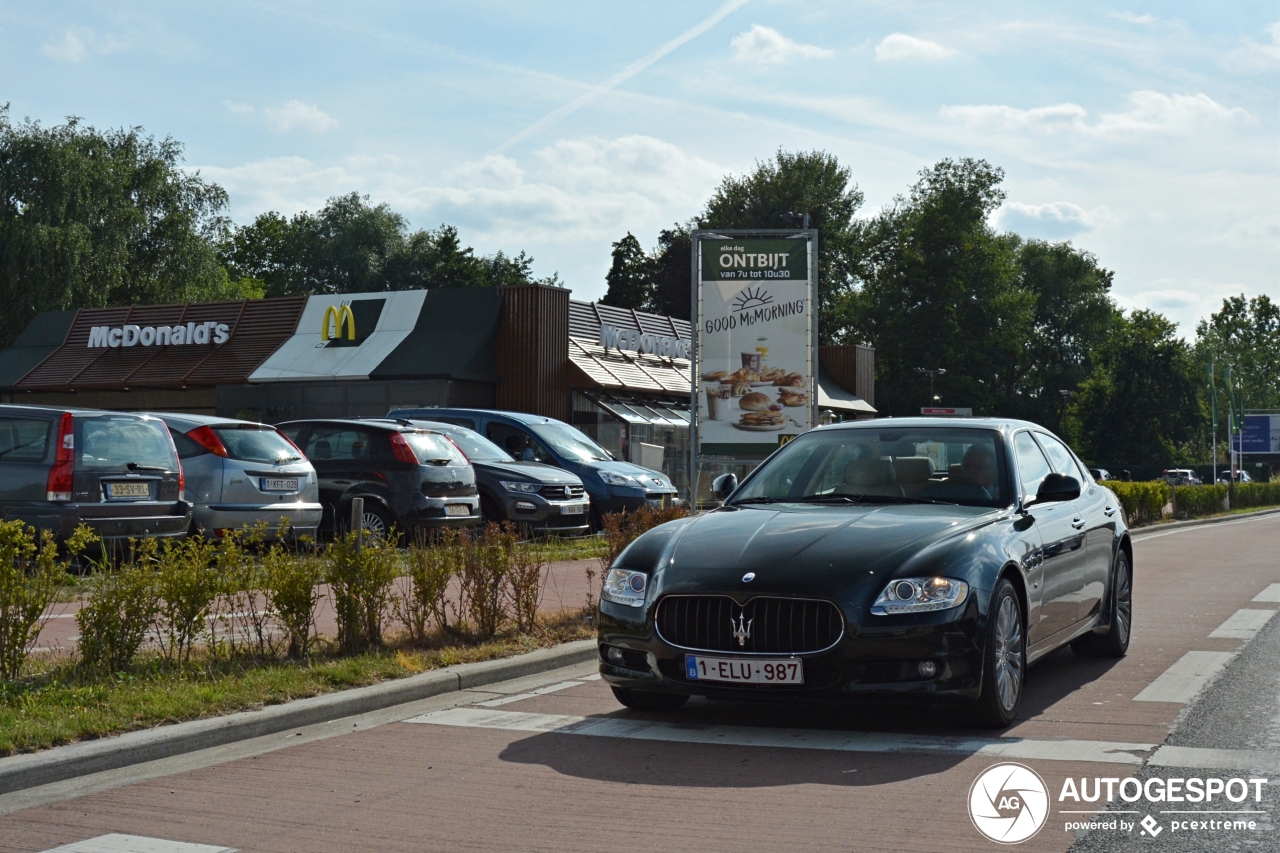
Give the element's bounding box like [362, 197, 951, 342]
[696, 237, 813, 447]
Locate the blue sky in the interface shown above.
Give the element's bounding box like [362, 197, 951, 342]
[3, 1, 1277, 335]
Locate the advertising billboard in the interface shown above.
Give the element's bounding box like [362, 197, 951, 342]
[1236, 414, 1280, 454]
[693, 233, 816, 454]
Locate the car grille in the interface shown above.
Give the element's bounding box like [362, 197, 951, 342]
[540, 484, 586, 501]
[655, 595, 844, 655]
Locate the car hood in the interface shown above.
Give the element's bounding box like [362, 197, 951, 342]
[473, 459, 581, 485]
[658, 503, 1000, 601]
[594, 460, 672, 490]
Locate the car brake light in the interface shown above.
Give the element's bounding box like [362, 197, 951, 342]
[46, 412, 75, 501]
[158, 421, 186, 496]
[389, 432, 419, 465]
[188, 425, 228, 458]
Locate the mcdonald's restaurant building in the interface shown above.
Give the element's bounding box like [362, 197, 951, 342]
[0, 283, 874, 491]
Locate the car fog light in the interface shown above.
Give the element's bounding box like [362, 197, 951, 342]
[607, 647, 625, 664]
[918, 660, 938, 677]
[515, 501, 536, 512]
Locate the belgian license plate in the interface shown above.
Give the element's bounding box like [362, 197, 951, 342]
[559, 502, 586, 515]
[685, 655, 804, 685]
[444, 504, 471, 517]
[105, 481, 150, 500]
[260, 478, 299, 492]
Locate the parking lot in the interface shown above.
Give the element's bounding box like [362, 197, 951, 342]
[1, 512, 1276, 852]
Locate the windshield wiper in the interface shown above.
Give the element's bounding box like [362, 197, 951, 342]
[835, 494, 953, 505]
[731, 497, 784, 505]
[126, 462, 168, 473]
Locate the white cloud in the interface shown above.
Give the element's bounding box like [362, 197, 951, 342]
[730, 25, 833, 66]
[1227, 22, 1280, 72]
[1109, 12, 1155, 25]
[223, 100, 255, 114]
[942, 91, 1251, 137]
[41, 28, 124, 62]
[997, 201, 1117, 239]
[263, 100, 337, 133]
[874, 33, 958, 62]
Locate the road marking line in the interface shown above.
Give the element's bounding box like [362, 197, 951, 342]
[404, 707, 1154, 764]
[1133, 651, 1236, 703]
[1208, 608, 1278, 640]
[1252, 584, 1280, 603]
[475, 680, 585, 707]
[1150, 746, 1280, 773]
[1134, 513, 1280, 541]
[41, 834, 237, 853]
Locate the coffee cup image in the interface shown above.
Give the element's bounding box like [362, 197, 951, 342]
[741, 352, 762, 371]
[706, 384, 732, 420]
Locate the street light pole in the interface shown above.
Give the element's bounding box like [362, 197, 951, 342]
[1206, 363, 1217, 486]
[914, 367, 946, 407]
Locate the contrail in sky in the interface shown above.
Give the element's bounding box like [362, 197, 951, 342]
[495, 0, 751, 153]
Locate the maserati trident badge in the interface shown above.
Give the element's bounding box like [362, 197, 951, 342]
[730, 611, 753, 648]
[742, 572, 756, 582]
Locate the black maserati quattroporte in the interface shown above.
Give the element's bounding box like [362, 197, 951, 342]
[597, 418, 1132, 727]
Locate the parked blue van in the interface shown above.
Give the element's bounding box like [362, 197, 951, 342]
[385, 408, 678, 524]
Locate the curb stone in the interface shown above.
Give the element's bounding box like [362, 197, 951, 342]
[1129, 505, 1280, 539]
[0, 638, 598, 796]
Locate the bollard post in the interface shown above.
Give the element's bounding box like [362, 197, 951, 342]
[351, 497, 364, 554]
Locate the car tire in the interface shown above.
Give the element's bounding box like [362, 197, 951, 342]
[1071, 551, 1132, 659]
[355, 503, 394, 541]
[480, 495, 505, 525]
[969, 578, 1026, 729]
[610, 686, 689, 712]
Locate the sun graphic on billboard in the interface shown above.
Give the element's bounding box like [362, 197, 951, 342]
[732, 287, 774, 312]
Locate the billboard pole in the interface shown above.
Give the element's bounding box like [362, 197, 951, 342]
[689, 231, 700, 511]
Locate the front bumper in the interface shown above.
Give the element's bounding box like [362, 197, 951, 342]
[595, 490, 680, 516]
[597, 595, 985, 703]
[193, 502, 323, 540]
[502, 494, 591, 533]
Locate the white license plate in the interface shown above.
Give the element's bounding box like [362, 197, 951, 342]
[559, 502, 587, 515]
[444, 504, 471, 517]
[685, 655, 804, 685]
[105, 481, 150, 499]
[260, 478, 299, 492]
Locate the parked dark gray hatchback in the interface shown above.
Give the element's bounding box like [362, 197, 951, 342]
[0, 405, 190, 543]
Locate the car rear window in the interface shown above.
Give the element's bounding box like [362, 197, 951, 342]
[0, 417, 51, 462]
[212, 426, 302, 464]
[403, 432, 468, 465]
[76, 416, 178, 472]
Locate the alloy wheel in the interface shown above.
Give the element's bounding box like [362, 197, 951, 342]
[1114, 560, 1132, 646]
[361, 510, 388, 539]
[994, 596, 1024, 712]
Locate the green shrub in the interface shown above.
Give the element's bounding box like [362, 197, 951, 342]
[1231, 481, 1280, 510]
[0, 522, 95, 681]
[1173, 484, 1229, 519]
[508, 539, 547, 634]
[211, 527, 276, 659]
[263, 544, 321, 658]
[77, 540, 161, 673]
[1105, 481, 1169, 527]
[396, 531, 460, 643]
[324, 532, 399, 653]
[456, 524, 517, 641]
[154, 536, 220, 664]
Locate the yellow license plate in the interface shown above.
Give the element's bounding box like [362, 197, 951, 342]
[106, 481, 150, 499]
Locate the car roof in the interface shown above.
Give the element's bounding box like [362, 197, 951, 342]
[390, 407, 564, 426]
[817, 416, 1050, 435]
[148, 412, 273, 428]
[278, 417, 439, 433]
[0, 404, 160, 419]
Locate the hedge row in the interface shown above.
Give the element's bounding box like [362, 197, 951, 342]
[1107, 479, 1280, 526]
[1106, 481, 1170, 527]
[1231, 481, 1280, 509]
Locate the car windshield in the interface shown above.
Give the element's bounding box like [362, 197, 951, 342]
[731, 426, 1011, 508]
[528, 422, 611, 462]
[212, 426, 302, 464]
[433, 426, 512, 462]
[77, 416, 178, 472]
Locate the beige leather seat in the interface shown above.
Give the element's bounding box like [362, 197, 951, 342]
[835, 458, 903, 497]
[895, 457, 936, 497]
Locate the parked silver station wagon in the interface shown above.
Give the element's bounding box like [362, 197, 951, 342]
[153, 413, 322, 540]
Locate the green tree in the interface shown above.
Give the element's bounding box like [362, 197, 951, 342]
[1195, 294, 1280, 412]
[600, 232, 652, 310]
[221, 193, 548, 297]
[1070, 310, 1203, 467]
[0, 108, 247, 348]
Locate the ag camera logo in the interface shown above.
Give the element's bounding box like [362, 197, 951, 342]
[969, 763, 1050, 844]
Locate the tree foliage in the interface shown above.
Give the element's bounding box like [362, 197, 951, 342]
[1195, 294, 1280, 411]
[220, 192, 550, 297]
[0, 108, 253, 349]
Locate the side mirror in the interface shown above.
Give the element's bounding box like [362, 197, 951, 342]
[711, 473, 738, 500]
[1033, 473, 1081, 505]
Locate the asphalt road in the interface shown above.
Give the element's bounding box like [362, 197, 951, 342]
[3, 512, 1278, 853]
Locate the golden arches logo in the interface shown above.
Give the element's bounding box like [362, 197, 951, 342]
[321, 305, 356, 341]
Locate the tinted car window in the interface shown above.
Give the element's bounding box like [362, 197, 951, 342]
[213, 426, 301, 464]
[0, 417, 50, 462]
[170, 431, 207, 460]
[403, 432, 467, 465]
[487, 423, 553, 463]
[1036, 433, 1083, 481]
[304, 427, 371, 461]
[77, 417, 177, 471]
[433, 426, 512, 462]
[1014, 431, 1052, 497]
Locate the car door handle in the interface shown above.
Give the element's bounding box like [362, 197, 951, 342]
[1104, 506, 1116, 517]
[1071, 517, 1085, 530]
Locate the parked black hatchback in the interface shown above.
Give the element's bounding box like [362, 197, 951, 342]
[278, 419, 481, 538]
[0, 405, 190, 543]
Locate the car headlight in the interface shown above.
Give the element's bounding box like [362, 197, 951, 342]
[870, 577, 969, 615]
[600, 471, 640, 488]
[500, 480, 540, 493]
[600, 568, 648, 607]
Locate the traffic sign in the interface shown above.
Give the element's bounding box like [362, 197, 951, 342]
[921, 407, 972, 416]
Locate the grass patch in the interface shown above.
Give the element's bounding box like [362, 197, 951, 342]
[525, 533, 607, 563]
[1, 609, 593, 757]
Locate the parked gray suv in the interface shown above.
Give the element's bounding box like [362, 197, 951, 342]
[0, 405, 190, 543]
[153, 413, 322, 541]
